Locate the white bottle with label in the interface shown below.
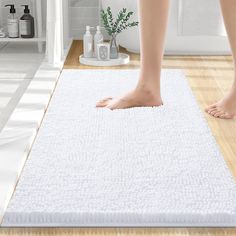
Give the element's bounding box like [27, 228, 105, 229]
[5, 4, 19, 38]
[83, 26, 93, 58]
[94, 26, 104, 58]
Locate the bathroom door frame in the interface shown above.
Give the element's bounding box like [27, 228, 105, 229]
[165, 0, 231, 55]
[46, 0, 70, 65]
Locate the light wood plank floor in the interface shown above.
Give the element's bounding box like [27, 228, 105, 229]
[1, 40, 236, 236]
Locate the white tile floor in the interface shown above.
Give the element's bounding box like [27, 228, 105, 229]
[0, 42, 63, 223]
[0, 42, 45, 222]
[0, 42, 44, 132]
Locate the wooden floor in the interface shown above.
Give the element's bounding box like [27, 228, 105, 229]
[1, 228, 236, 236]
[1, 40, 236, 236]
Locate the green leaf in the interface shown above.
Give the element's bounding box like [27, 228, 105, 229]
[101, 7, 139, 36]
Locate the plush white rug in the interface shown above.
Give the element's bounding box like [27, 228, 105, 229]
[2, 69, 236, 227]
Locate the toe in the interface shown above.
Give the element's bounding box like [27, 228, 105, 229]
[207, 107, 218, 114]
[96, 98, 113, 108]
[208, 108, 219, 116]
[100, 97, 113, 102]
[213, 111, 223, 118]
[96, 103, 107, 108]
[207, 108, 234, 119]
[106, 99, 130, 110]
[106, 99, 121, 110]
[205, 103, 217, 112]
[96, 101, 109, 108]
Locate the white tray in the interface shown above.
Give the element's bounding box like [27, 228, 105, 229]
[79, 53, 130, 67]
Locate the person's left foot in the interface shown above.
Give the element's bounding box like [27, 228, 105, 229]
[96, 87, 163, 110]
[205, 89, 236, 119]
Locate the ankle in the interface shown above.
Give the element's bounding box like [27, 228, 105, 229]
[136, 82, 160, 95]
[138, 74, 161, 89]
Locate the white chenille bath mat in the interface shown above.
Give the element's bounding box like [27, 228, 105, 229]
[2, 69, 236, 227]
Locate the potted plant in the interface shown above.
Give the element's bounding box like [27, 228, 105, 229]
[101, 7, 139, 59]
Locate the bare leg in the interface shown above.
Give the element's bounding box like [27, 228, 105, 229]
[96, 0, 170, 110]
[206, 0, 236, 119]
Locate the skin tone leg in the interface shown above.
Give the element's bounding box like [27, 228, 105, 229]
[206, 0, 236, 119]
[96, 0, 170, 110]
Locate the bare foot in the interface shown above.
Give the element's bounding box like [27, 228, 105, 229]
[205, 89, 236, 119]
[96, 87, 163, 110]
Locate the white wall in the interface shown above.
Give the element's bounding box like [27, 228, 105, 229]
[70, 0, 100, 39]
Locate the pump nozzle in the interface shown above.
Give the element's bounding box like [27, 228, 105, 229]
[5, 4, 16, 14]
[21, 5, 30, 14]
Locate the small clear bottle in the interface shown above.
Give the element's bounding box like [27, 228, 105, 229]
[83, 26, 93, 58]
[94, 26, 104, 58]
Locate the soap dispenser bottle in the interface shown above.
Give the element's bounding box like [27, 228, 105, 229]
[20, 5, 35, 38]
[83, 26, 93, 58]
[5, 4, 19, 38]
[94, 26, 104, 58]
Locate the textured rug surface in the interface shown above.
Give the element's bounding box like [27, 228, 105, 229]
[2, 69, 236, 227]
